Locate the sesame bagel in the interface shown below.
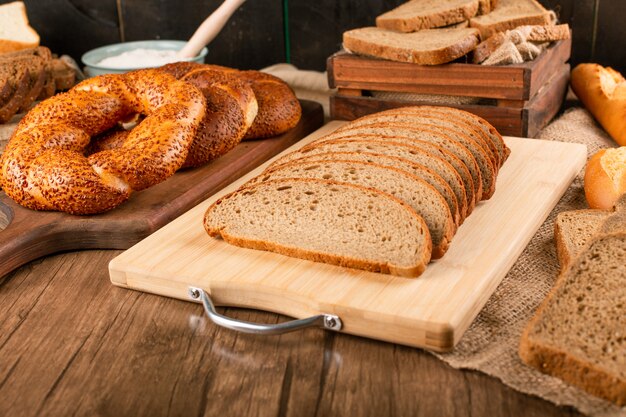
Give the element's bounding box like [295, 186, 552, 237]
[0, 68, 206, 214]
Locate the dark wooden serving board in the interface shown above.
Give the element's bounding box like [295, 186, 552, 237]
[0, 100, 323, 277]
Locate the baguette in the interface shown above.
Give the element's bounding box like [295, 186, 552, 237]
[571, 63, 626, 147]
[584, 147, 626, 209]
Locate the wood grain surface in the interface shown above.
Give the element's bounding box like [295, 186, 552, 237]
[0, 100, 323, 278]
[109, 122, 587, 352]
[0, 246, 584, 417]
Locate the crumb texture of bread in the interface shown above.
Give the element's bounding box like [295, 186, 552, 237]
[343, 27, 480, 65]
[376, 0, 479, 32]
[250, 159, 455, 258]
[554, 209, 609, 269]
[204, 178, 432, 277]
[520, 232, 626, 406]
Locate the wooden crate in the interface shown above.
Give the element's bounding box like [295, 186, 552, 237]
[328, 38, 571, 137]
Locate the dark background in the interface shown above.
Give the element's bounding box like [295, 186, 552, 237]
[2, 0, 622, 73]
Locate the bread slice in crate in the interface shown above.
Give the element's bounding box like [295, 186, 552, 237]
[376, 0, 480, 32]
[469, 0, 554, 38]
[343, 26, 480, 65]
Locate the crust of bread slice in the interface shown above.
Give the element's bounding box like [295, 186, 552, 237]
[376, 0, 479, 32]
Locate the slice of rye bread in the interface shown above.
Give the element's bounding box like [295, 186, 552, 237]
[519, 232, 626, 406]
[477, 0, 498, 15]
[270, 139, 469, 220]
[376, 0, 479, 32]
[343, 27, 481, 65]
[353, 107, 502, 169]
[204, 178, 433, 277]
[554, 209, 611, 269]
[400, 105, 510, 165]
[0, 64, 30, 123]
[515, 23, 571, 42]
[14, 56, 47, 113]
[469, 0, 553, 39]
[271, 151, 462, 226]
[250, 159, 456, 258]
[310, 129, 479, 208]
[336, 117, 497, 200]
[555, 195, 626, 268]
[473, 31, 508, 63]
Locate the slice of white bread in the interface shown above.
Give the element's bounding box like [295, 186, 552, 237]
[469, 0, 553, 38]
[270, 151, 462, 227]
[204, 178, 433, 277]
[343, 27, 480, 65]
[376, 0, 479, 32]
[271, 139, 470, 220]
[519, 231, 626, 406]
[0, 2, 39, 54]
[250, 159, 456, 258]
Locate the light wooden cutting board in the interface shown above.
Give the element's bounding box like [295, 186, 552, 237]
[109, 122, 587, 352]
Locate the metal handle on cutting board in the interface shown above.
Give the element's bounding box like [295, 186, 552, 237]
[188, 287, 342, 334]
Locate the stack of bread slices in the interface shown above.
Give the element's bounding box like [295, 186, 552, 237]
[343, 0, 569, 65]
[204, 106, 509, 277]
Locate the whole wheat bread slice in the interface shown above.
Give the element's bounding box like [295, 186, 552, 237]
[376, 0, 479, 32]
[343, 26, 480, 65]
[469, 0, 553, 38]
[251, 159, 455, 258]
[335, 115, 497, 199]
[204, 178, 432, 277]
[555, 195, 626, 268]
[271, 151, 462, 226]
[270, 139, 469, 221]
[310, 129, 479, 208]
[519, 231, 626, 406]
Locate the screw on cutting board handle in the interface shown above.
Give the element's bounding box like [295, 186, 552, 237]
[188, 287, 342, 335]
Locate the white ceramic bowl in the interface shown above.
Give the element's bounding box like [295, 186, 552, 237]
[81, 40, 208, 77]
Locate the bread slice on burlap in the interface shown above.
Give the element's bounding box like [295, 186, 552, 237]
[251, 159, 455, 258]
[343, 26, 480, 65]
[469, 0, 553, 38]
[335, 115, 497, 199]
[270, 139, 469, 221]
[272, 151, 462, 226]
[310, 128, 479, 209]
[376, 0, 479, 32]
[554, 209, 610, 269]
[519, 231, 626, 406]
[204, 178, 433, 277]
[554, 194, 626, 268]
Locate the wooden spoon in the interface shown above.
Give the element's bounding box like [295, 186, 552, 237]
[178, 0, 247, 59]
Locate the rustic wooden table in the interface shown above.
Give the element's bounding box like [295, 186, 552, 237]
[0, 249, 584, 417]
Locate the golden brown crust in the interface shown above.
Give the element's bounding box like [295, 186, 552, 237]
[0, 69, 206, 214]
[584, 149, 626, 210]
